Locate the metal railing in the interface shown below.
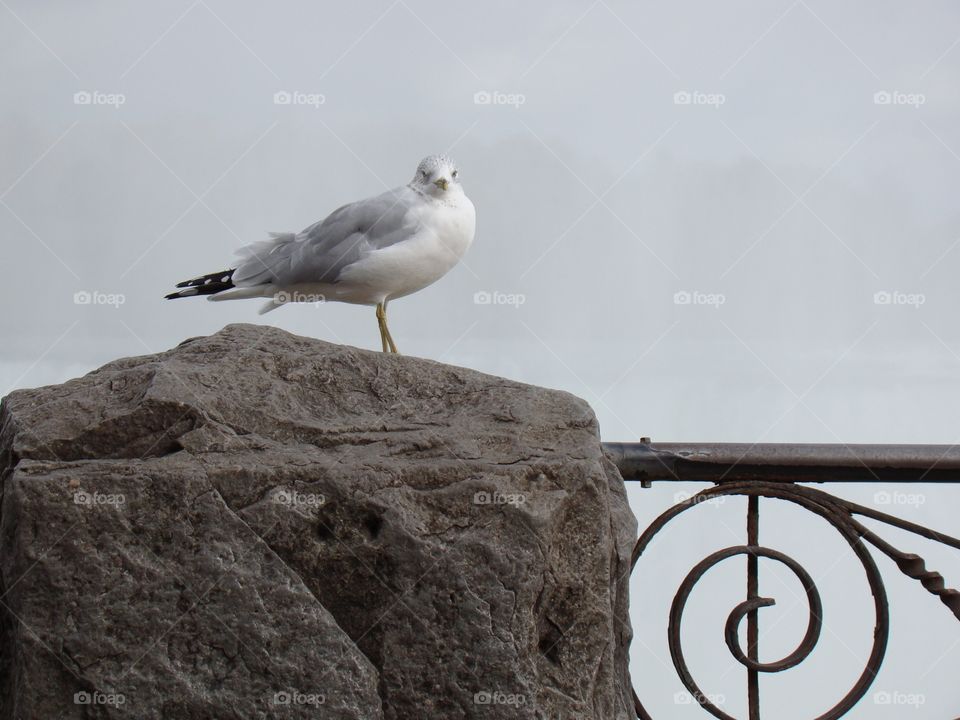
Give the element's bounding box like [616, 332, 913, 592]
[603, 440, 960, 720]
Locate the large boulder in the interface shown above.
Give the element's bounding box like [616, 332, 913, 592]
[0, 324, 637, 719]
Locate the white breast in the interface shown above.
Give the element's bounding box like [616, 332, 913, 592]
[338, 192, 476, 303]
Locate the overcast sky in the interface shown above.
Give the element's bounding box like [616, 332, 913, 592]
[2, 1, 959, 717]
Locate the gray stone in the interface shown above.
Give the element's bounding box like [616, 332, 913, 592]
[0, 324, 637, 719]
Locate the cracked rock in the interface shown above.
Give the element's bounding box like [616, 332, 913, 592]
[0, 324, 637, 719]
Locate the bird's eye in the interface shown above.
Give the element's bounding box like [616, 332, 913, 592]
[421, 170, 429, 178]
[451, 170, 458, 178]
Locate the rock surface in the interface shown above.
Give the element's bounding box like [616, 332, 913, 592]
[0, 324, 637, 719]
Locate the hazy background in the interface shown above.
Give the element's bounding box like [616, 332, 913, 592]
[2, 1, 959, 716]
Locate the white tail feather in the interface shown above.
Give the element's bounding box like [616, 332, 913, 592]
[206, 286, 270, 302]
[258, 299, 284, 315]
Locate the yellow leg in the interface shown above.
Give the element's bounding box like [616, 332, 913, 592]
[375, 301, 399, 354]
[383, 300, 398, 354]
[376, 302, 389, 353]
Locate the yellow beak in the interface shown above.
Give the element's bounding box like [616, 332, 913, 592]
[433, 177, 448, 191]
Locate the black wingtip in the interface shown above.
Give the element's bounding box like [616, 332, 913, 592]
[165, 289, 196, 300]
[167, 268, 236, 300]
[175, 268, 236, 289]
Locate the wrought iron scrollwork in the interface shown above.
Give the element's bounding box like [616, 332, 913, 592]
[629, 481, 960, 720]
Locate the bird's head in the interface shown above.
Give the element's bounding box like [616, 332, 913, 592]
[411, 154, 461, 197]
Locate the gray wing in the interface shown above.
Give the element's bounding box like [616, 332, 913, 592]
[232, 186, 419, 287]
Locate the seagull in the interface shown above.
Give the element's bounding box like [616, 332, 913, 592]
[165, 154, 476, 353]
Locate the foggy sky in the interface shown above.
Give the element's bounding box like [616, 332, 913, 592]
[2, 1, 959, 717]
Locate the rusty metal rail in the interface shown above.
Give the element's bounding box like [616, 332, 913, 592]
[603, 441, 960, 485]
[602, 440, 960, 720]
